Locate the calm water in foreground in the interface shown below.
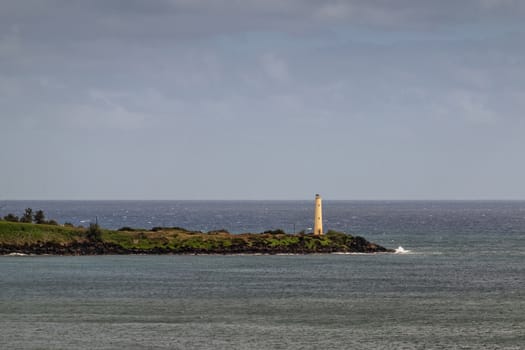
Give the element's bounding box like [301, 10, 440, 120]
[1, 201, 524, 349]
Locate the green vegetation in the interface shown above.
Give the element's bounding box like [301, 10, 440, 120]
[3, 213, 19, 222]
[34, 210, 46, 224]
[20, 208, 33, 223]
[0, 221, 85, 245]
[86, 223, 103, 242]
[2, 208, 59, 225]
[0, 210, 391, 254]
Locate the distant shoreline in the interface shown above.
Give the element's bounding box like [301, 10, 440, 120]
[3, 199, 525, 202]
[0, 221, 393, 255]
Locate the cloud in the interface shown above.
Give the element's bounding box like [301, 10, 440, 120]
[0, 75, 22, 98]
[444, 90, 497, 124]
[260, 53, 290, 83]
[2, 0, 525, 47]
[58, 102, 149, 130]
[0, 25, 20, 58]
[2, 3, 524, 135]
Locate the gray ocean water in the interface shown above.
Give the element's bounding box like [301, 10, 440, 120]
[1, 201, 524, 349]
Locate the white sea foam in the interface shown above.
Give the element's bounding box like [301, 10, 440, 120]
[331, 252, 369, 255]
[394, 246, 412, 254]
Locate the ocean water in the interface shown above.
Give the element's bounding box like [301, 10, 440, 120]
[1, 201, 524, 349]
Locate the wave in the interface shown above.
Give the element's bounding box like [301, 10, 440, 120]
[394, 246, 412, 254]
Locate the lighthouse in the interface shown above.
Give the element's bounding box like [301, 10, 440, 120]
[313, 194, 323, 236]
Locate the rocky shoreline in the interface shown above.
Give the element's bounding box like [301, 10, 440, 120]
[0, 219, 394, 256]
[0, 235, 393, 256]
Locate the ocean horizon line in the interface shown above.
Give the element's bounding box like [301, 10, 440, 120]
[3, 198, 525, 202]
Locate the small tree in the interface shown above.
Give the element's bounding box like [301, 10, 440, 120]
[34, 210, 46, 224]
[86, 223, 102, 242]
[20, 208, 33, 223]
[3, 213, 19, 222]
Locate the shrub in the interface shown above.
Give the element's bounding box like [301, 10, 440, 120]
[86, 223, 103, 242]
[20, 208, 33, 223]
[263, 229, 286, 235]
[231, 237, 246, 247]
[326, 230, 350, 245]
[34, 210, 46, 224]
[207, 229, 229, 234]
[3, 213, 19, 222]
[118, 226, 136, 231]
[151, 226, 189, 232]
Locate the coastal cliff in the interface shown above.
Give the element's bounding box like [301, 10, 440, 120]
[0, 221, 393, 255]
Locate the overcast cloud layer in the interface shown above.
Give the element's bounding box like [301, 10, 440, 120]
[1, 0, 525, 199]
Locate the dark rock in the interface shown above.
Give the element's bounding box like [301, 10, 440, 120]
[0, 234, 393, 255]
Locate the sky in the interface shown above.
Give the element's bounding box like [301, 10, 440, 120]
[1, 0, 525, 200]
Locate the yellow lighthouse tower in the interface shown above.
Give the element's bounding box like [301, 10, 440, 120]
[314, 194, 323, 236]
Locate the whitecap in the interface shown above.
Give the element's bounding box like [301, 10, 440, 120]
[394, 246, 412, 254]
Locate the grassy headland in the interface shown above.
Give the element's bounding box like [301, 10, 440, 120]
[0, 220, 393, 255]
